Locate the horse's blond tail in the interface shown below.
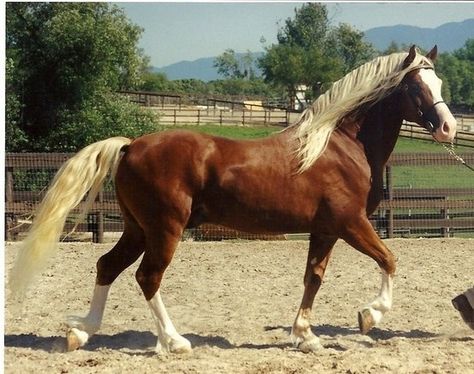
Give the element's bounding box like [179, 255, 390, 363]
[8, 136, 132, 301]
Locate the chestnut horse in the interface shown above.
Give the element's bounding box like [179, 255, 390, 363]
[9, 46, 457, 353]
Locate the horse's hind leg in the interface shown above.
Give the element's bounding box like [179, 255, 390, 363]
[341, 217, 396, 334]
[136, 222, 191, 354]
[66, 219, 145, 351]
[292, 234, 337, 352]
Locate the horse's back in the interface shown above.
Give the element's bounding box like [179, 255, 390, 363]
[120, 129, 287, 183]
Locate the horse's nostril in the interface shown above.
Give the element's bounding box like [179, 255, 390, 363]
[435, 120, 456, 143]
[442, 122, 449, 133]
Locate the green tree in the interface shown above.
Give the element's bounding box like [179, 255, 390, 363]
[40, 93, 158, 152]
[209, 78, 279, 98]
[276, 3, 329, 49]
[437, 39, 474, 108]
[259, 3, 375, 108]
[214, 49, 257, 80]
[454, 39, 474, 61]
[6, 2, 155, 151]
[6, 58, 28, 151]
[327, 23, 377, 74]
[214, 49, 242, 79]
[139, 71, 170, 92]
[260, 44, 305, 103]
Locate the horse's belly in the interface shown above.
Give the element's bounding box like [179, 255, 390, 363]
[199, 153, 323, 234]
[202, 199, 316, 234]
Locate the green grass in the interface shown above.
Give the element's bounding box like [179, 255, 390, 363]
[392, 139, 473, 189]
[394, 137, 474, 153]
[393, 165, 473, 189]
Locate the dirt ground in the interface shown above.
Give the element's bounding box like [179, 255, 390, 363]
[4, 238, 474, 373]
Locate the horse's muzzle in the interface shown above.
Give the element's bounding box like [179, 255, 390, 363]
[431, 103, 457, 143]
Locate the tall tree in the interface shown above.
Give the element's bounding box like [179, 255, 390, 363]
[327, 23, 377, 74]
[259, 3, 375, 108]
[277, 3, 329, 49]
[6, 2, 152, 150]
[437, 39, 474, 108]
[214, 49, 243, 79]
[214, 49, 257, 80]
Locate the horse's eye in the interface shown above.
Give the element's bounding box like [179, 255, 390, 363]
[408, 84, 421, 94]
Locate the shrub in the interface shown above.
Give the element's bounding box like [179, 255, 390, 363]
[36, 92, 159, 152]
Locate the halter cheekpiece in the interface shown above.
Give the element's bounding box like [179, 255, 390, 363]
[404, 65, 445, 133]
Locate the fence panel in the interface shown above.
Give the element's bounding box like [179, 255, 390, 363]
[5, 151, 474, 242]
[400, 122, 474, 148]
[371, 153, 474, 238]
[154, 107, 288, 127]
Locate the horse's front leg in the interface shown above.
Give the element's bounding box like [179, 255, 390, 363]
[292, 234, 337, 353]
[341, 216, 396, 334]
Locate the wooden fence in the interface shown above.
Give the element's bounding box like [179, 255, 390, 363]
[5, 151, 474, 242]
[119, 91, 474, 141]
[400, 122, 474, 148]
[373, 153, 474, 238]
[154, 106, 289, 127]
[119, 91, 290, 126]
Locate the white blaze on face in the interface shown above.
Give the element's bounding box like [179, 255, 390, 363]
[419, 69, 457, 142]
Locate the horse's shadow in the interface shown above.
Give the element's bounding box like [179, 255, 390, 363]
[266, 324, 440, 340]
[4, 324, 461, 354]
[5, 331, 158, 355]
[4, 331, 289, 354]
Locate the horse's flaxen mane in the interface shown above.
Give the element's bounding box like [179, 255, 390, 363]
[292, 50, 434, 172]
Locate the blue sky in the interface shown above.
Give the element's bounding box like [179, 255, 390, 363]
[116, 2, 474, 67]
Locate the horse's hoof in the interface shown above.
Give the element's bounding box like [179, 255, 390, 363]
[66, 328, 89, 352]
[169, 337, 192, 354]
[358, 308, 375, 334]
[296, 337, 323, 353]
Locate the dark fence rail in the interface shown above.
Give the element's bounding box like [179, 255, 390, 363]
[5, 151, 474, 242]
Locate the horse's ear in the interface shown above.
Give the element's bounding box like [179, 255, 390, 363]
[426, 45, 438, 61]
[403, 45, 417, 69]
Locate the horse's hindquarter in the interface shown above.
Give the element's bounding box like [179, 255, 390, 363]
[115, 131, 218, 229]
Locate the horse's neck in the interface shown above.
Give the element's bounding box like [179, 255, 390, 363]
[350, 94, 404, 212]
[357, 95, 404, 168]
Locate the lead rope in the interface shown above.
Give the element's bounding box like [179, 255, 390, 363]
[436, 139, 474, 172]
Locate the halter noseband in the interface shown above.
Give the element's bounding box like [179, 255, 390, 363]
[415, 100, 445, 133]
[403, 66, 444, 134]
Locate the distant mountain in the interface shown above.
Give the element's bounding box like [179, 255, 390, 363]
[364, 19, 474, 53]
[153, 57, 218, 81]
[153, 52, 264, 82]
[154, 20, 474, 81]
